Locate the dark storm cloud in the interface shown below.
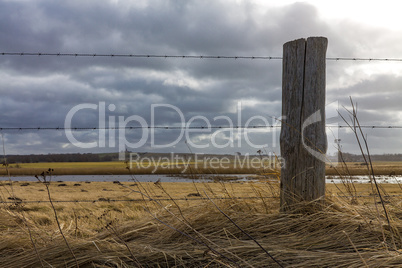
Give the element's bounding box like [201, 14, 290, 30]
[0, 0, 401, 155]
[330, 74, 402, 127]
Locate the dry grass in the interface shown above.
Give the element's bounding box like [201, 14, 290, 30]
[326, 161, 402, 176]
[3, 160, 402, 175]
[0, 180, 401, 267]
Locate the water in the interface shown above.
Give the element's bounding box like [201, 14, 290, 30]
[0, 174, 252, 183]
[1, 174, 402, 184]
[0, 174, 198, 183]
[326, 175, 402, 184]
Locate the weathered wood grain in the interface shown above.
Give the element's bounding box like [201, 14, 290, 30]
[280, 37, 328, 211]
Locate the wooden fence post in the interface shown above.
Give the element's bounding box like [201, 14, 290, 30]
[280, 37, 328, 211]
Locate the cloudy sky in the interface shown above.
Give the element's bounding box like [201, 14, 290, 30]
[1, 0, 402, 156]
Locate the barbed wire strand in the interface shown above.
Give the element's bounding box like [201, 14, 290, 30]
[0, 125, 402, 131]
[1, 196, 275, 204]
[2, 52, 402, 62]
[1, 52, 281, 60]
[2, 194, 401, 204]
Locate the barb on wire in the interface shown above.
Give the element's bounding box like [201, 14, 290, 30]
[2, 52, 402, 62]
[0, 125, 402, 131]
[1, 193, 401, 204]
[326, 57, 402, 62]
[0, 125, 276, 131]
[336, 125, 402, 129]
[0, 52, 282, 60]
[0, 195, 279, 204]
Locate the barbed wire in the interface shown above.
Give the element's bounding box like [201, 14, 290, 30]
[0, 126, 272, 131]
[326, 57, 402, 62]
[2, 194, 401, 204]
[334, 125, 402, 129]
[2, 52, 402, 62]
[1, 125, 402, 131]
[0, 52, 281, 60]
[1, 196, 277, 204]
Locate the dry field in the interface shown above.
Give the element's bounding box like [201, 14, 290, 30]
[326, 161, 402, 176]
[2, 160, 402, 176]
[0, 177, 401, 267]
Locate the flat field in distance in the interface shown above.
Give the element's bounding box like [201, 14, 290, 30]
[326, 161, 402, 175]
[2, 180, 402, 203]
[2, 160, 402, 175]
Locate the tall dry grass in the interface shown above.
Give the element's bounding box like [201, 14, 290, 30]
[0, 178, 401, 267]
